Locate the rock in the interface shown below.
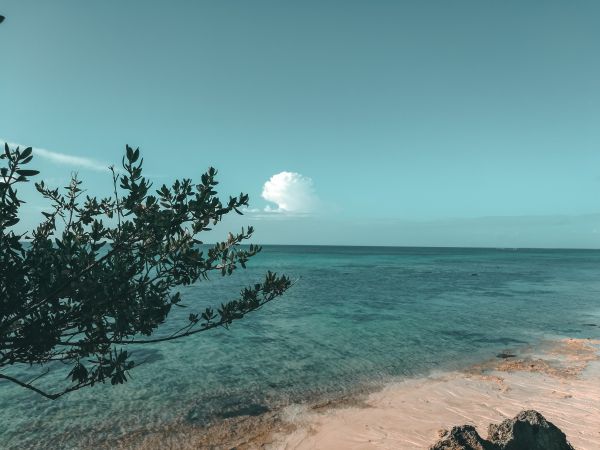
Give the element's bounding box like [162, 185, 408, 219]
[429, 410, 574, 450]
[487, 410, 574, 450]
[430, 425, 496, 450]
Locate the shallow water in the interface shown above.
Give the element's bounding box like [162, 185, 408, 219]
[2, 246, 600, 448]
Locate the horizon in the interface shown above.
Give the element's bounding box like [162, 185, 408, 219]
[2, 1, 600, 248]
[14, 237, 600, 251]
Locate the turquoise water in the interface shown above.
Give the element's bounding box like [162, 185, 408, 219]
[2, 246, 600, 448]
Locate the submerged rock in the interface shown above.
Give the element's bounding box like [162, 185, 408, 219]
[430, 410, 573, 450]
[430, 425, 495, 450]
[487, 410, 574, 450]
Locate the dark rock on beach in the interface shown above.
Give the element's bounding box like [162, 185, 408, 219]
[430, 410, 574, 450]
[487, 410, 574, 450]
[430, 425, 495, 450]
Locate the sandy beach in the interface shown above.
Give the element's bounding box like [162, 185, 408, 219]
[272, 338, 600, 450]
[105, 338, 600, 449]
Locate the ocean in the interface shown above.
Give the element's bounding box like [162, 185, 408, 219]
[2, 246, 600, 448]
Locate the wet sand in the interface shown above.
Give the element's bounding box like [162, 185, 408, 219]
[107, 338, 600, 449]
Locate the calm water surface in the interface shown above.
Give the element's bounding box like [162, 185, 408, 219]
[2, 246, 600, 448]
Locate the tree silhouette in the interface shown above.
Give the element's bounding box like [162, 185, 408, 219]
[0, 144, 291, 399]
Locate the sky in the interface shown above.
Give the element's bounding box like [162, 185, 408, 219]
[1, 1, 600, 248]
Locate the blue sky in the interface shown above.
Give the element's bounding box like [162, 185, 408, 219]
[2, 1, 600, 247]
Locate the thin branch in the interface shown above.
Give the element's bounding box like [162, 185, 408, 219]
[0, 373, 90, 400]
[110, 166, 121, 231]
[26, 367, 51, 385]
[118, 289, 290, 345]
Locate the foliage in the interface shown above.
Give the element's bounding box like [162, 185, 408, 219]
[0, 144, 291, 399]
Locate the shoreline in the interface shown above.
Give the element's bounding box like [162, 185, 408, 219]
[103, 337, 600, 449]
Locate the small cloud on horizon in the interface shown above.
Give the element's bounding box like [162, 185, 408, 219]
[261, 171, 319, 215]
[2, 139, 110, 172]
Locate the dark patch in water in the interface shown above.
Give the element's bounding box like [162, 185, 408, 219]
[496, 351, 516, 359]
[185, 395, 270, 424]
[217, 403, 270, 419]
[551, 326, 585, 335]
[481, 291, 514, 298]
[185, 403, 270, 425]
[130, 348, 164, 365]
[583, 323, 598, 327]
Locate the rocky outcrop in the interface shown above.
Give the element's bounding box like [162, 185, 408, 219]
[430, 425, 495, 450]
[487, 410, 574, 450]
[430, 410, 574, 450]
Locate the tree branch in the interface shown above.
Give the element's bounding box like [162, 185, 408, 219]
[0, 373, 91, 400]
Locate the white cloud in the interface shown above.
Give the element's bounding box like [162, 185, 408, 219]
[2, 139, 110, 172]
[34, 147, 109, 172]
[261, 171, 319, 214]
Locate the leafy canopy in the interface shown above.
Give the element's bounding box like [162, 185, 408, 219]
[0, 144, 291, 399]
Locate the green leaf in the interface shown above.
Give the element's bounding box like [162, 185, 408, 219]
[16, 169, 40, 177]
[20, 147, 32, 159]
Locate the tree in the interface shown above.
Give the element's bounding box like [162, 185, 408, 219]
[0, 143, 291, 399]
